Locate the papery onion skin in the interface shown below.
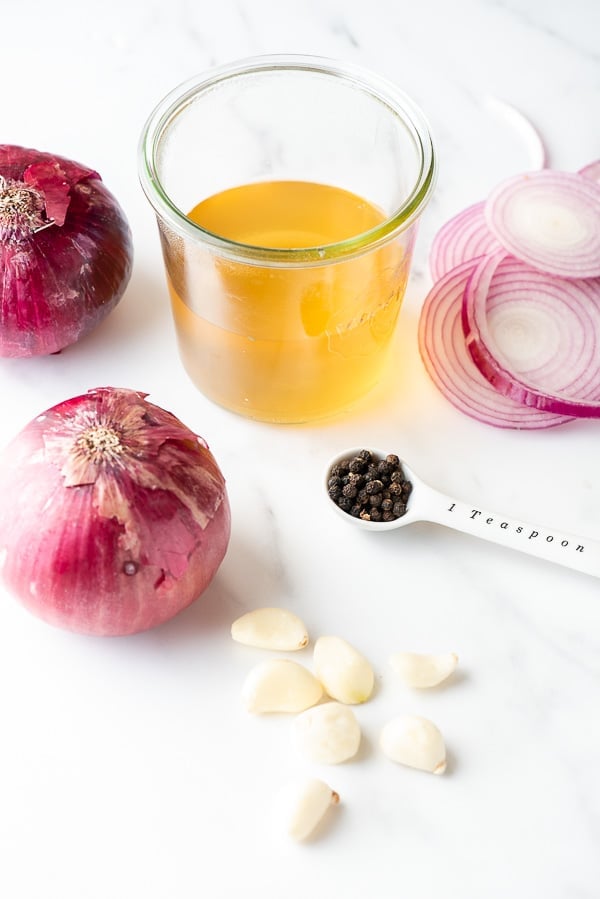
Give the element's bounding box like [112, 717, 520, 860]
[0, 145, 133, 357]
[0, 387, 231, 636]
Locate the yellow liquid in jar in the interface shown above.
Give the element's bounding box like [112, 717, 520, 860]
[166, 181, 411, 422]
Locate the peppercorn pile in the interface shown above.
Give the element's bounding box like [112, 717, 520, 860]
[327, 450, 412, 522]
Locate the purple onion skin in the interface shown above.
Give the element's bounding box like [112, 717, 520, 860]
[0, 388, 231, 636]
[0, 145, 133, 357]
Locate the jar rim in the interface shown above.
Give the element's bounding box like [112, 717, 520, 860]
[138, 53, 437, 266]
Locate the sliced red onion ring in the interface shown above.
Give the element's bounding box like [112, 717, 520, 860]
[484, 170, 600, 278]
[417, 257, 571, 429]
[429, 202, 502, 282]
[462, 251, 600, 417]
[579, 159, 600, 184]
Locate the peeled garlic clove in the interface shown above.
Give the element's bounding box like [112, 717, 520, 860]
[313, 635, 374, 704]
[292, 701, 361, 765]
[231, 607, 309, 651]
[242, 659, 323, 713]
[389, 651, 459, 688]
[275, 778, 340, 841]
[380, 715, 447, 774]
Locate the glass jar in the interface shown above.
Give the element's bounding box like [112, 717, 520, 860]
[139, 54, 436, 423]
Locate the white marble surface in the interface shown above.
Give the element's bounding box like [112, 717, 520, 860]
[1, 1, 599, 897]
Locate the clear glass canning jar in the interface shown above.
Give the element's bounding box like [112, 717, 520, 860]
[139, 54, 436, 423]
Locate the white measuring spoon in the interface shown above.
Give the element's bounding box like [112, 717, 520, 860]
[326, 449, 600, 579]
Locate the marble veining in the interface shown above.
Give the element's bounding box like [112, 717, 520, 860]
[0, 1, 599, 898]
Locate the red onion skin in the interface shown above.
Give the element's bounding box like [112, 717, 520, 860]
[0, 388, 231, 636]
[0, 146, 133, 357]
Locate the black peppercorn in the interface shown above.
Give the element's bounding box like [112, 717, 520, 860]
[328, 449, 411, 523]
[347, 473, 364, 490]
[349, 457, 366, 474]
[331, 461, 350, 478]
[377, 460, 392, 478]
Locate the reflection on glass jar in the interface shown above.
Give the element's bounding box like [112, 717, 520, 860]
[140, 56, 436, 422]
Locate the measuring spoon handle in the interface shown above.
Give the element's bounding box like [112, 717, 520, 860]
[416, 480, 600, 578]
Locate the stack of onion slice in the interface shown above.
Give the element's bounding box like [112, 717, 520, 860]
[418, 163, 600, 428]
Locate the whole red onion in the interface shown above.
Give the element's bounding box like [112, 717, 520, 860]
[0, 145, 133, 357]
[0, 388, 231, 636]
